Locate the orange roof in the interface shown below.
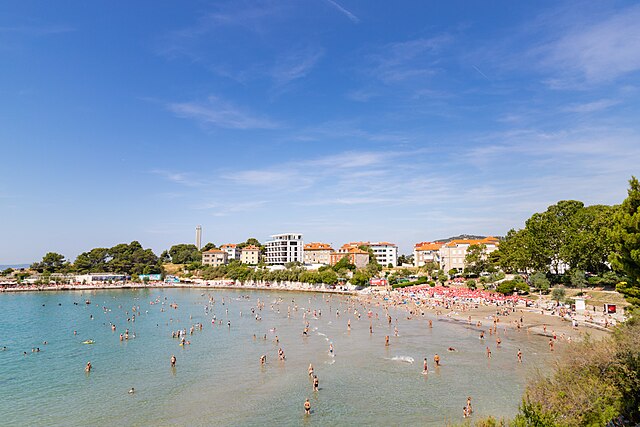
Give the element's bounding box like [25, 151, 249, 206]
[304, 242, 333, 251]
[373, 242, 396, 246]
[220, 243, 237, 248]
[415, 242, 444, 251]
[241, 245, 260, 251]
[203, 249, 226, 254]
[445, 237, 499, 247]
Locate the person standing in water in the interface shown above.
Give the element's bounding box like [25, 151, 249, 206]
[85, 362, 92, 372]
[423, 358, 428, 374]
[313, 375, 319, 391]
[385, 335, 389, 347]
[304, 398, 311, 414]
[170, 355, 176, 367]
[434, 354, 440, 367]
[517, 349, 523, 363]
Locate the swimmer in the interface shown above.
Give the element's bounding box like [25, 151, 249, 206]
[428, 319, 432, 328]
[260, 355, 266, 365]
[170, 355, 176, 367]
[347, 319, 351, 331]
[496, 337, 501, 346]
[85, 361, 92, 372]
[447, 347, 457, 352]
[128, 388, 135, 394]
[549, 338, 554, 351]
[517, 349, 523, 363]
[434, 354, 440, 366]
[313, 375, 319, 391]
[304, 398, 311, 414]
[385, 335, 389, 347]
[308, 363, 314, 377]
[423, 358, 428, 374]
[486, 346, 492, 358]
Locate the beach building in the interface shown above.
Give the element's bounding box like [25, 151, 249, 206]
[342, 241, 398, 267]
[303, 242, 334, 265]
[220, 244, 241, 261]
[413, 242, 444, 267]
[202, 249, 228, 267]
[331, 246, 370, 268]
[240, 245, 260, 265]
[439, 237, 499, 273]
[74, 273, 129, 284]
[265, 233, 304, 265]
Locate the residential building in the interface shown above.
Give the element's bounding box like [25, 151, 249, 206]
[240, 245, 260, 265]
[220, 244, 241, 261]
[202, 249, 228, 267]
[331, 246, 370, 268]
[303, 242, 334, 265]
[265, 233, 304, 265]
[342, 241, 398, 267]
[413, 242, 444, 267]
[439, 237, 499, 273]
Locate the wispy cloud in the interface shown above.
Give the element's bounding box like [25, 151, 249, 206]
[194, 200, 268, 217]
[0, 25, 74, 36]
[151, 170, 208, 187]
[561, 99, 620, 113]
[324, 0, 360, 23]
[167, 96, 280, 129]
[539, 4, 640, 85]
[367, 35, 452, 83]
[271, 48, 324, 86]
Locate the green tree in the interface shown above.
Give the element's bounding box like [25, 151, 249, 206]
[200, 243, 217, 253]
[609, 176, 640, 306]
[551, 286, 566, 302]
[332, 256, 355, 272]
[421, 261, 438, 278]
[1, 268, 14, 276]
[563, 204, 616, 273]
[168, 244, 201, 265]
[351, 270, 371, 287]
[466, 279, 477, 290]
[31, 252, 69, 273]
[74, 248, 109, 273]
[464, 244, 488, 276]
[570, 269, 586, 290]
[530, 271, 550, 293]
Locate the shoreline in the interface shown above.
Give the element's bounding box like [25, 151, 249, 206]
[0, 282, 358, 295]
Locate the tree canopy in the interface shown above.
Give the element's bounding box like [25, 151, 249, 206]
[168, 244, 201, 265]
[610, 176, 640, 305]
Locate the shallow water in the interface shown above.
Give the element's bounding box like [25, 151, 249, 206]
[0, 289, 555, 426]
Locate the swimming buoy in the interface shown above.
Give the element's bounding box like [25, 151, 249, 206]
[82, 340, 94, 344]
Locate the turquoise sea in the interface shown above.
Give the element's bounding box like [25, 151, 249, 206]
[0, 289, 554, 426]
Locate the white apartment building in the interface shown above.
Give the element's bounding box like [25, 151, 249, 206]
[439, 237, 499, 273]
[370, 242, 398, 267]
[265, 233, 304, 265]
[343, 241, 398, 267]
[220, 244, 241, 261]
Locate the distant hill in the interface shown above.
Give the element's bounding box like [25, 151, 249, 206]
[435, 234, 502, 243]
[0, 264, 30, 270]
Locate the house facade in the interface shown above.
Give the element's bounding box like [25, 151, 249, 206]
[240, 245, 260, 265]
[303, 242, 334, 265]
[413, 242, 444, 267]
[331, 246, 370, 268]
[439, 237, 499, 273]
[220, 244, 241, 261]
[202, 249, 228, 267]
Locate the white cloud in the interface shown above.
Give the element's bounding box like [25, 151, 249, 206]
[167, 96, 280, 129]
[561, 99, 620, 113]
[541, 4, 640, 84]
[271, 48, 324, 86]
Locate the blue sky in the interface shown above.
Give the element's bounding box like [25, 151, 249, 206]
[1, 1, 640, 263]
